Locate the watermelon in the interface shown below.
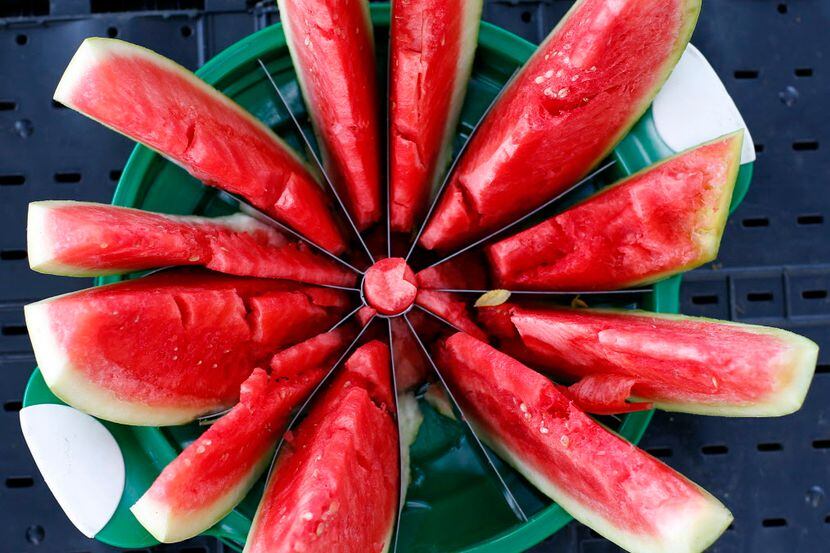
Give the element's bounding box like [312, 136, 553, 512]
[24, 270, 349, 426]
[389, 0, 483, 232]
[277, 0, 381, 230]
[245, 341, 398, 553]
[362, 257, 418, 316]
[27, 201, 356, 287]
[131, 329, 351, 542]
[480, 304, 818, 417]
[419, 0, 701, 251]
[53, 38, 346, 253]
[437, 333, 733, 553]
[487, 133, 742, 290]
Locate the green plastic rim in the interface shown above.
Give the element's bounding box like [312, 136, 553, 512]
[23, 4, 752, 553]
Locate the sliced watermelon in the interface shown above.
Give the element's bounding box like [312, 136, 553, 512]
[437, 333, 733, 552]
[391, 316, 429, 391]
[245, 341, 397, 553]
[416, 289, 487, 340]
[131, 329, 350, 542]
[277, 0, 381, 230]
[24, 270, 349, 426]
[389, 0, 483, 232]
[487, 133, 742, 290]
[480, 304, 818, 417]
[420, 0, 701, 251]
[27, 201, 356, 287]
[53, 38, 346, 253]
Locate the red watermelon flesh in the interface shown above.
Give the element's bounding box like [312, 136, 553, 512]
[416, 289, 487, 340]
[24, 270, 349, 426]
[53, 38, 346, 254]
[27, 201, 356, 287]
[389, 0, 482, 232]
[487, 133, 742, 290]
[131, 329, 352, 543]
[480, 304, 818, 417]
[245, 341, 397, 553]
[419, 0, 701, 251]
[437, 333, 732, 553]
[277, 0, 381, 230]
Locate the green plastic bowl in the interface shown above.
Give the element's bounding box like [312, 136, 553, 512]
[24, 4, 751, 552]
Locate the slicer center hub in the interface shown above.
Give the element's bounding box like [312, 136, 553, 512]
[362, 258, 418, 317]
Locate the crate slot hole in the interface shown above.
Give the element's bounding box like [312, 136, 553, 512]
[0, 101, 16, 111]
[742, 217, 769, 228]
[762, 518, 787, 528]
[0, 174, 25, 186]
[109, 169, 123, 182]
[757, 442, 783, 452]
[1, 325, 27, 336]
[813, 439, 830, 449]
[0, 1, 48, 17]
[816, 364, 830, 374]
[733, 69, 759, 79]
[645, 447, 673, 458]
[793, 140, 819, 151]
[795, 68, 814, 77]
[3, 401, 21, 412]
[691, 294, 719, 305]
[802, 289, 827, 300]
[91, 0, 204, 12]
[54, 172, 81, 184]
[777, 3, 788, 14]
[754, 143, 765, 153]
[797, 214, 823, 225]
[0, 250, 27, 261]
[701, 444, 729, 455]
[746, 292, 774, 302]
[521, 10, 533, 23]
[15, 34, 28, 46]
[181, 25, 193, 38]
[107, 26, 119, 38]
[5, 476, 33, 488]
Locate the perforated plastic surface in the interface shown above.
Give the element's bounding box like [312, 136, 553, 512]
[1, 1, 827, 551]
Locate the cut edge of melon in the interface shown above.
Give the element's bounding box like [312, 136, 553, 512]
[567, 307, 819, 417]
[526, 0, 702, 184]
[475, 421, 733, 553]
[24, 298, 219, 426]
[588, 130, 743, 290]
[53, 37, 309, 169]
[131, 447, 274, 543]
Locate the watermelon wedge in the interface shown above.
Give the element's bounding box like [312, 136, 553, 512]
[487, 133, 742, 290]
[27, 201, 356, 287]
[131, 329, 351, 543]
[415, 254, 488, 340]
[389, 0, 483, 232]
[437, 333, 733, 553]
[480, 304, 818, 417]
[419, 0, 701, 251]
[277, 0, 382, 230]
[245, 341, 398, 553]
[24, 270, 349, 426]
[53, 38, 346, 253]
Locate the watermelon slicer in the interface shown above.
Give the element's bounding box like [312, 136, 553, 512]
[21, 4, 755, 552]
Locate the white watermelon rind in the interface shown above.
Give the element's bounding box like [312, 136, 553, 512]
[131, 446, 275, 543]
[24, 295, 226, 426]
[474, 420, 733, 553]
